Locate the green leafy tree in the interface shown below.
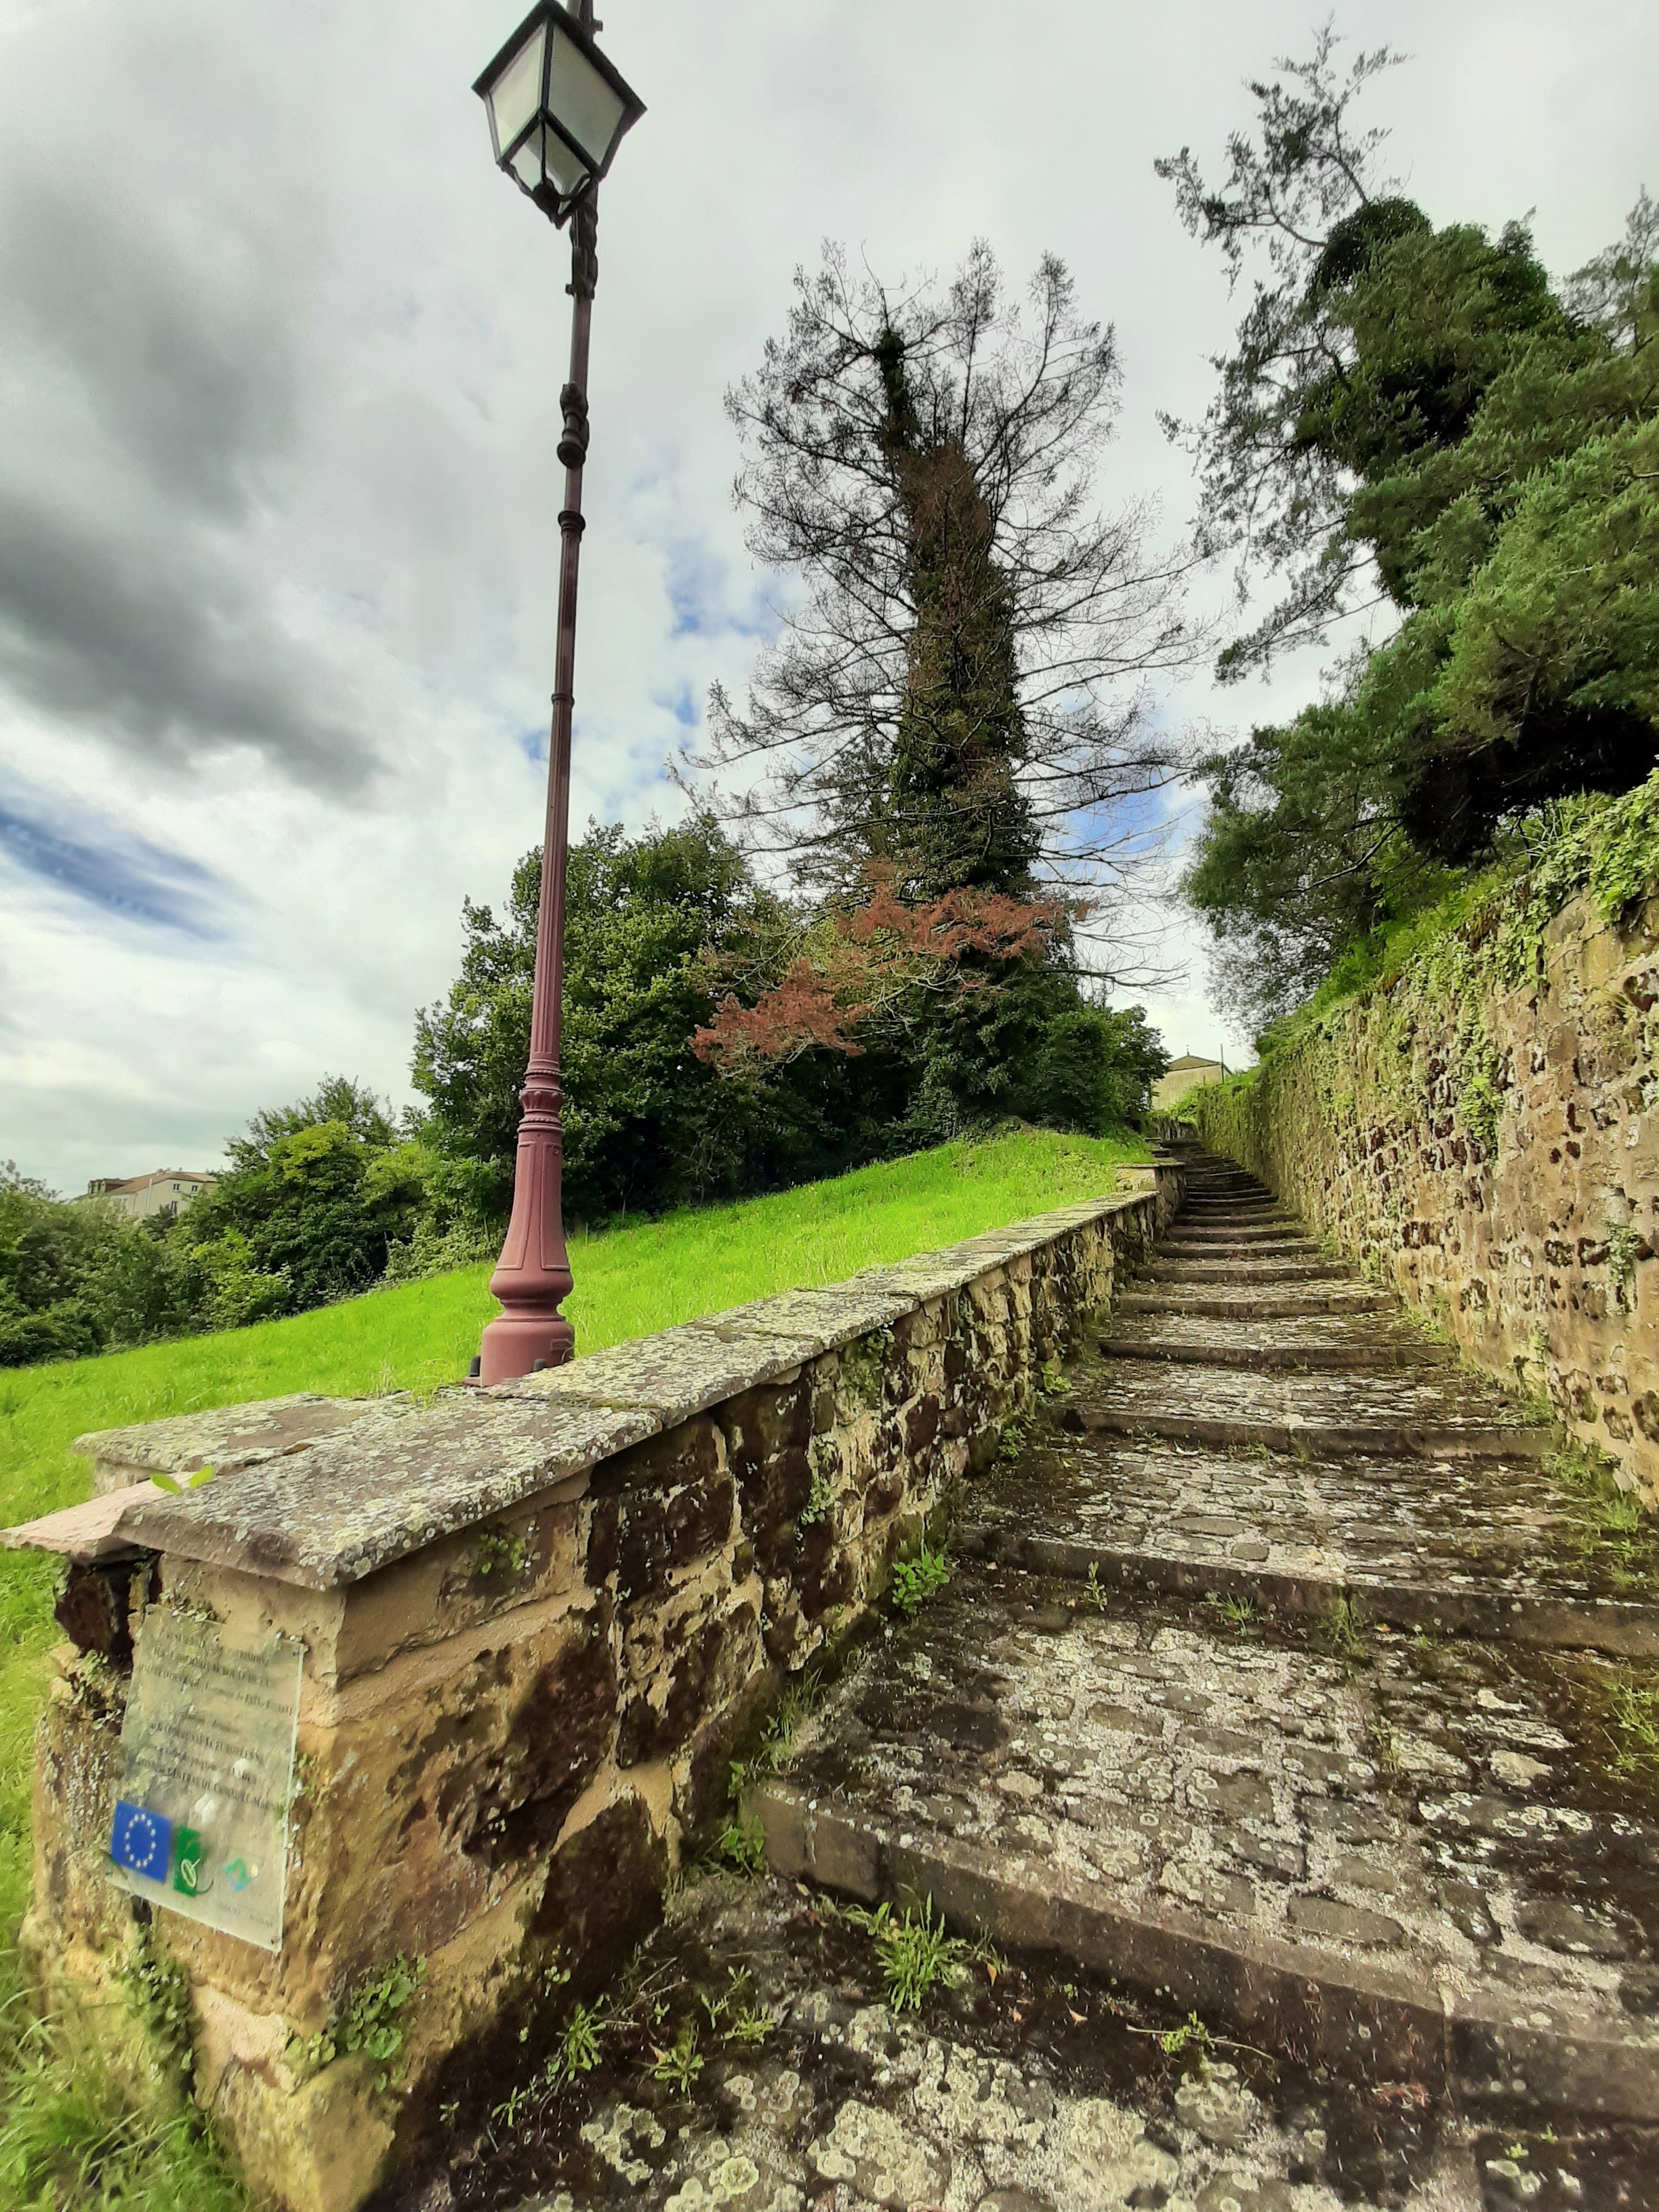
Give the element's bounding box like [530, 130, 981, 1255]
[1165, 37, 1659, 1026]
[172, 1078, 426, 1318]
[0, 1164, 194, 1366]
[413, 815, 874, 1225]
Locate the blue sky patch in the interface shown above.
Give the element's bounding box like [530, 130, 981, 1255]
[0, 769, 226, 939]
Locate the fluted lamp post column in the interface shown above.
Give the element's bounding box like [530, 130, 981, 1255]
[471, 1, 644, 1385]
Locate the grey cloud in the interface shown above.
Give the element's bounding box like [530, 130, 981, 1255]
[0, 486, 374, 788]
[0, 169, 302, 523]
[0, 0, 377, 791]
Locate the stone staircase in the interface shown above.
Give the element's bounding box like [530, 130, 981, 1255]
[741, 1151, 1659, 2198]
[435, 1151, 1659, 2212]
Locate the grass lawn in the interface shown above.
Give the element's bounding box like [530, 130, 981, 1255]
[0, 1126, 1145, 2206]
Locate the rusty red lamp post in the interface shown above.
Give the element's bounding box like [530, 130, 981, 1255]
[470, 1, 644, 1385]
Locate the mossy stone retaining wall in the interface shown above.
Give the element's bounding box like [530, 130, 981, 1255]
[10, 1176, 1178, 2212]
[1191, 891, 1658, 1503]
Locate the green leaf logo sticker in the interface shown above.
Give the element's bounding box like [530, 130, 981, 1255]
[171, 1828, 209, 1896]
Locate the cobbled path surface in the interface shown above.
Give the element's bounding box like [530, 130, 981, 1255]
[414, 1151, 1659, 2212]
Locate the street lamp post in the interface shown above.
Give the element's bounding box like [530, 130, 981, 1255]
[470, 2, 644, 1386]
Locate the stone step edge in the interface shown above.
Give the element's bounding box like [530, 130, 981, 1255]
[751, 1785, 1659, 2119]
[952, 1525, 1659, 1660]
[1158, 1242, 1324, 1260]
[1059, 1409, 1553, 1459]
[1166, 1229, 1311, 1244]
[1096, 1338, 1451, 1373]
[1141, 1263, 1356, 1284]
[1115, 1294, 1388, 1319]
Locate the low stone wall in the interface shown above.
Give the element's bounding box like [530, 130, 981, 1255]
[1189, 890, 1658, 1504]
[11, 1173, 1179, 2212]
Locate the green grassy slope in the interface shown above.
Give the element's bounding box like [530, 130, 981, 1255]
[0, 1126, 1145, 2203]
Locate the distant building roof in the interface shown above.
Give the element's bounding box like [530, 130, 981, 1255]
[1164, 1054, 1227, 1072]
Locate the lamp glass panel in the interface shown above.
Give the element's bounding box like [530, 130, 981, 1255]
[485, 23, 546, 158]
[537, 123, 590, 201]
[545, 26, 628, 166]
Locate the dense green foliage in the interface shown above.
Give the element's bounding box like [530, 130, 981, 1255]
[1162, 36, 1659, 1032]
[0, 1082, 434, 1368]
[0, 1167, 182, 1366]
[415, 817, 1166, 1223]
[411, 816, 888, 1227]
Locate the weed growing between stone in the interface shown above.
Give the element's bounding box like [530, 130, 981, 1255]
[1603, 1679, 1659, 1774]
[302, 1952, 427, 2093]
[1548, 1441, 1656, 1592]
[716, 1813, 767, 1874]
[887, 1540, 952, 1618]
[647, 2023, 703, 2095]
[1320, 1594, 1370, 1662]
[727, 1670, 823, 1803]
[832, 1896, 994, 2013]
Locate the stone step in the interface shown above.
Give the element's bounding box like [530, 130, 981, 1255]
[1116, 1289, 1390, 1319]
[1098, 1314, 1448, 1371]
[962, 1430, 1659, 1658]
[1141, 1256, 1356, 1285]
[1158, 1239, 1325, 1263]
[1059, 1361, 1551, 1458]
[754, 1559, 1659, 2120]
[1168, 1221, 1309, 1238]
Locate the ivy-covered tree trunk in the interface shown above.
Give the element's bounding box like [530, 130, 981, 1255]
[876, 331, 1040, 903]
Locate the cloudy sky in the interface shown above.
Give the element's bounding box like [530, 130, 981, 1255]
[1, 0, 1652, 1195]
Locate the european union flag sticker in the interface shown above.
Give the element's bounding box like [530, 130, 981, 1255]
[110, 1800, 171, 1883]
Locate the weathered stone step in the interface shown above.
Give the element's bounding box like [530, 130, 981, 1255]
[963, 1431, 1659, 1657]
[1158, 1237, 1325, 1262]
[1141, 1256, 1357, 1285]
[1116, 1288, 1389, 1319]
[754, 1561, 1659, 2119]
[1061, 1361, 1551, 1457]
[1167, 1221, 1306, 1242]
[1099, 1312, 1448, 1371]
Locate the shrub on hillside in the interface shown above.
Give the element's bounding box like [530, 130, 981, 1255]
[169, 1078, 428, 1321]
[0, 1164, 192, 1367]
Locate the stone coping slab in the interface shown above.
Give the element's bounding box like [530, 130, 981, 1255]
[9, 1188, 1163, 1593]
[73, 1391, 422, 1498]
[0, 1481, 154, 1563]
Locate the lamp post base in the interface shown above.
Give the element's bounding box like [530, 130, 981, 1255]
[477, 1311, 575, 1385]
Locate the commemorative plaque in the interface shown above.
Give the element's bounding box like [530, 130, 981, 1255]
[110, 1605, 302, 1952]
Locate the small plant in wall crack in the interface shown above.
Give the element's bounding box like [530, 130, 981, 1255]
[302, 1953, 427, 2091]
[888, 1540, 951, 1618]
[118, 1924, 197, 2083]
[1606, 1222, 1643, 1312]
[474, 1525, 531, 1578]
[649, 2021, 704, 2094]
[1603, 1677, 1659, 1775]
[798, 1465, 836, 1527]
[718, 1812, 767, 1874]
